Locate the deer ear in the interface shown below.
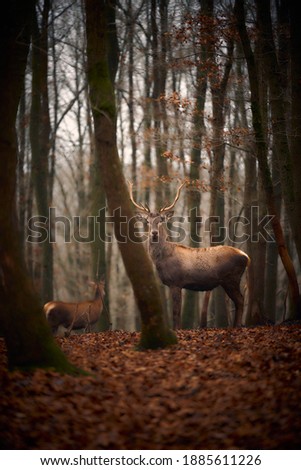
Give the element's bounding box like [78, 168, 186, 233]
[165, 211, 174, 220]
[136, 212, 147, 221]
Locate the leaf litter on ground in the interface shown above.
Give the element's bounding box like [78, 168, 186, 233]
[0, 325, 301, 449]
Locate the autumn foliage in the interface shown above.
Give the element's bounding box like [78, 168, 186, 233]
[1, 325, 301, 450]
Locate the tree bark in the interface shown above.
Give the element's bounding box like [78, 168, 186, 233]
[84, 0, 177, 349]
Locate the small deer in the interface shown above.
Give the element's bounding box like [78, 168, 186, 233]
[129, 182, 250, 329]
[44, 279, 105, 335]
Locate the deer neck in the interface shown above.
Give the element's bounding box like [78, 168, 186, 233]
[94, 287, 104, 303]
[149, 225, 171, 260]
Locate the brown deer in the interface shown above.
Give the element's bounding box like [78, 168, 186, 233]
[129, 182, 250, 329]
[44, 279, 105, 335]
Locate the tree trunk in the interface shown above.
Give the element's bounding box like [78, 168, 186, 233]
[88, 0, 119, 332]
[209, 28, 234, 327]
[288, 1, 301, 266]
[30, 0, 53, 303]
[151, 0, 169, 207]
[243, 148, 257, 325]
[89, 155, 111, 331]
[84, 0, 177, 349]
[255, 0, 301, 267]
[17, 88, 27, 255]
[182, 0, 213, 329]
[0, 0, 79, 373]
[264, 144, 281, 322]
[128, 0, 137, 181]
[245, 38, 268, 325]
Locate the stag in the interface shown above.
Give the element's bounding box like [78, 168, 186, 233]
[129, 182, 250, 329]
[44, 279, 105, 335]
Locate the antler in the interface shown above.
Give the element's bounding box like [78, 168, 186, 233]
[127, 181, 150, 213]
[160, 181, 186, 213]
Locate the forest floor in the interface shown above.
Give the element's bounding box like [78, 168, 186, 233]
[0, 325, 301, 450]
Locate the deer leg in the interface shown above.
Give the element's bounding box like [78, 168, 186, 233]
[66, 304, 78, 337]
[84, 305, 92, 333]
[200, 291, 211, 328]
[171, 287, 182, 329]
[223, 285, 244, 327]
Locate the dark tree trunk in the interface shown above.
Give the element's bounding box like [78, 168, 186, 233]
[30, 0, 53, 303]
[255, 0, 301, 267]
[209, 22, 234, 327]
[235, 0, 301, 319]
[0, 0, 79, 373]
[88, 0, 119, 332]
[264, 144, 281, 322]
[288, 1, 301, 266]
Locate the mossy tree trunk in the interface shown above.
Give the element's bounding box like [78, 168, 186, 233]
[84, 0, 177, 348]
[0, 0, 81, 374]
[88, 0, 121, 332]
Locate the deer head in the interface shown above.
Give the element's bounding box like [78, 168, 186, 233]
[128, 181, 185, 242]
